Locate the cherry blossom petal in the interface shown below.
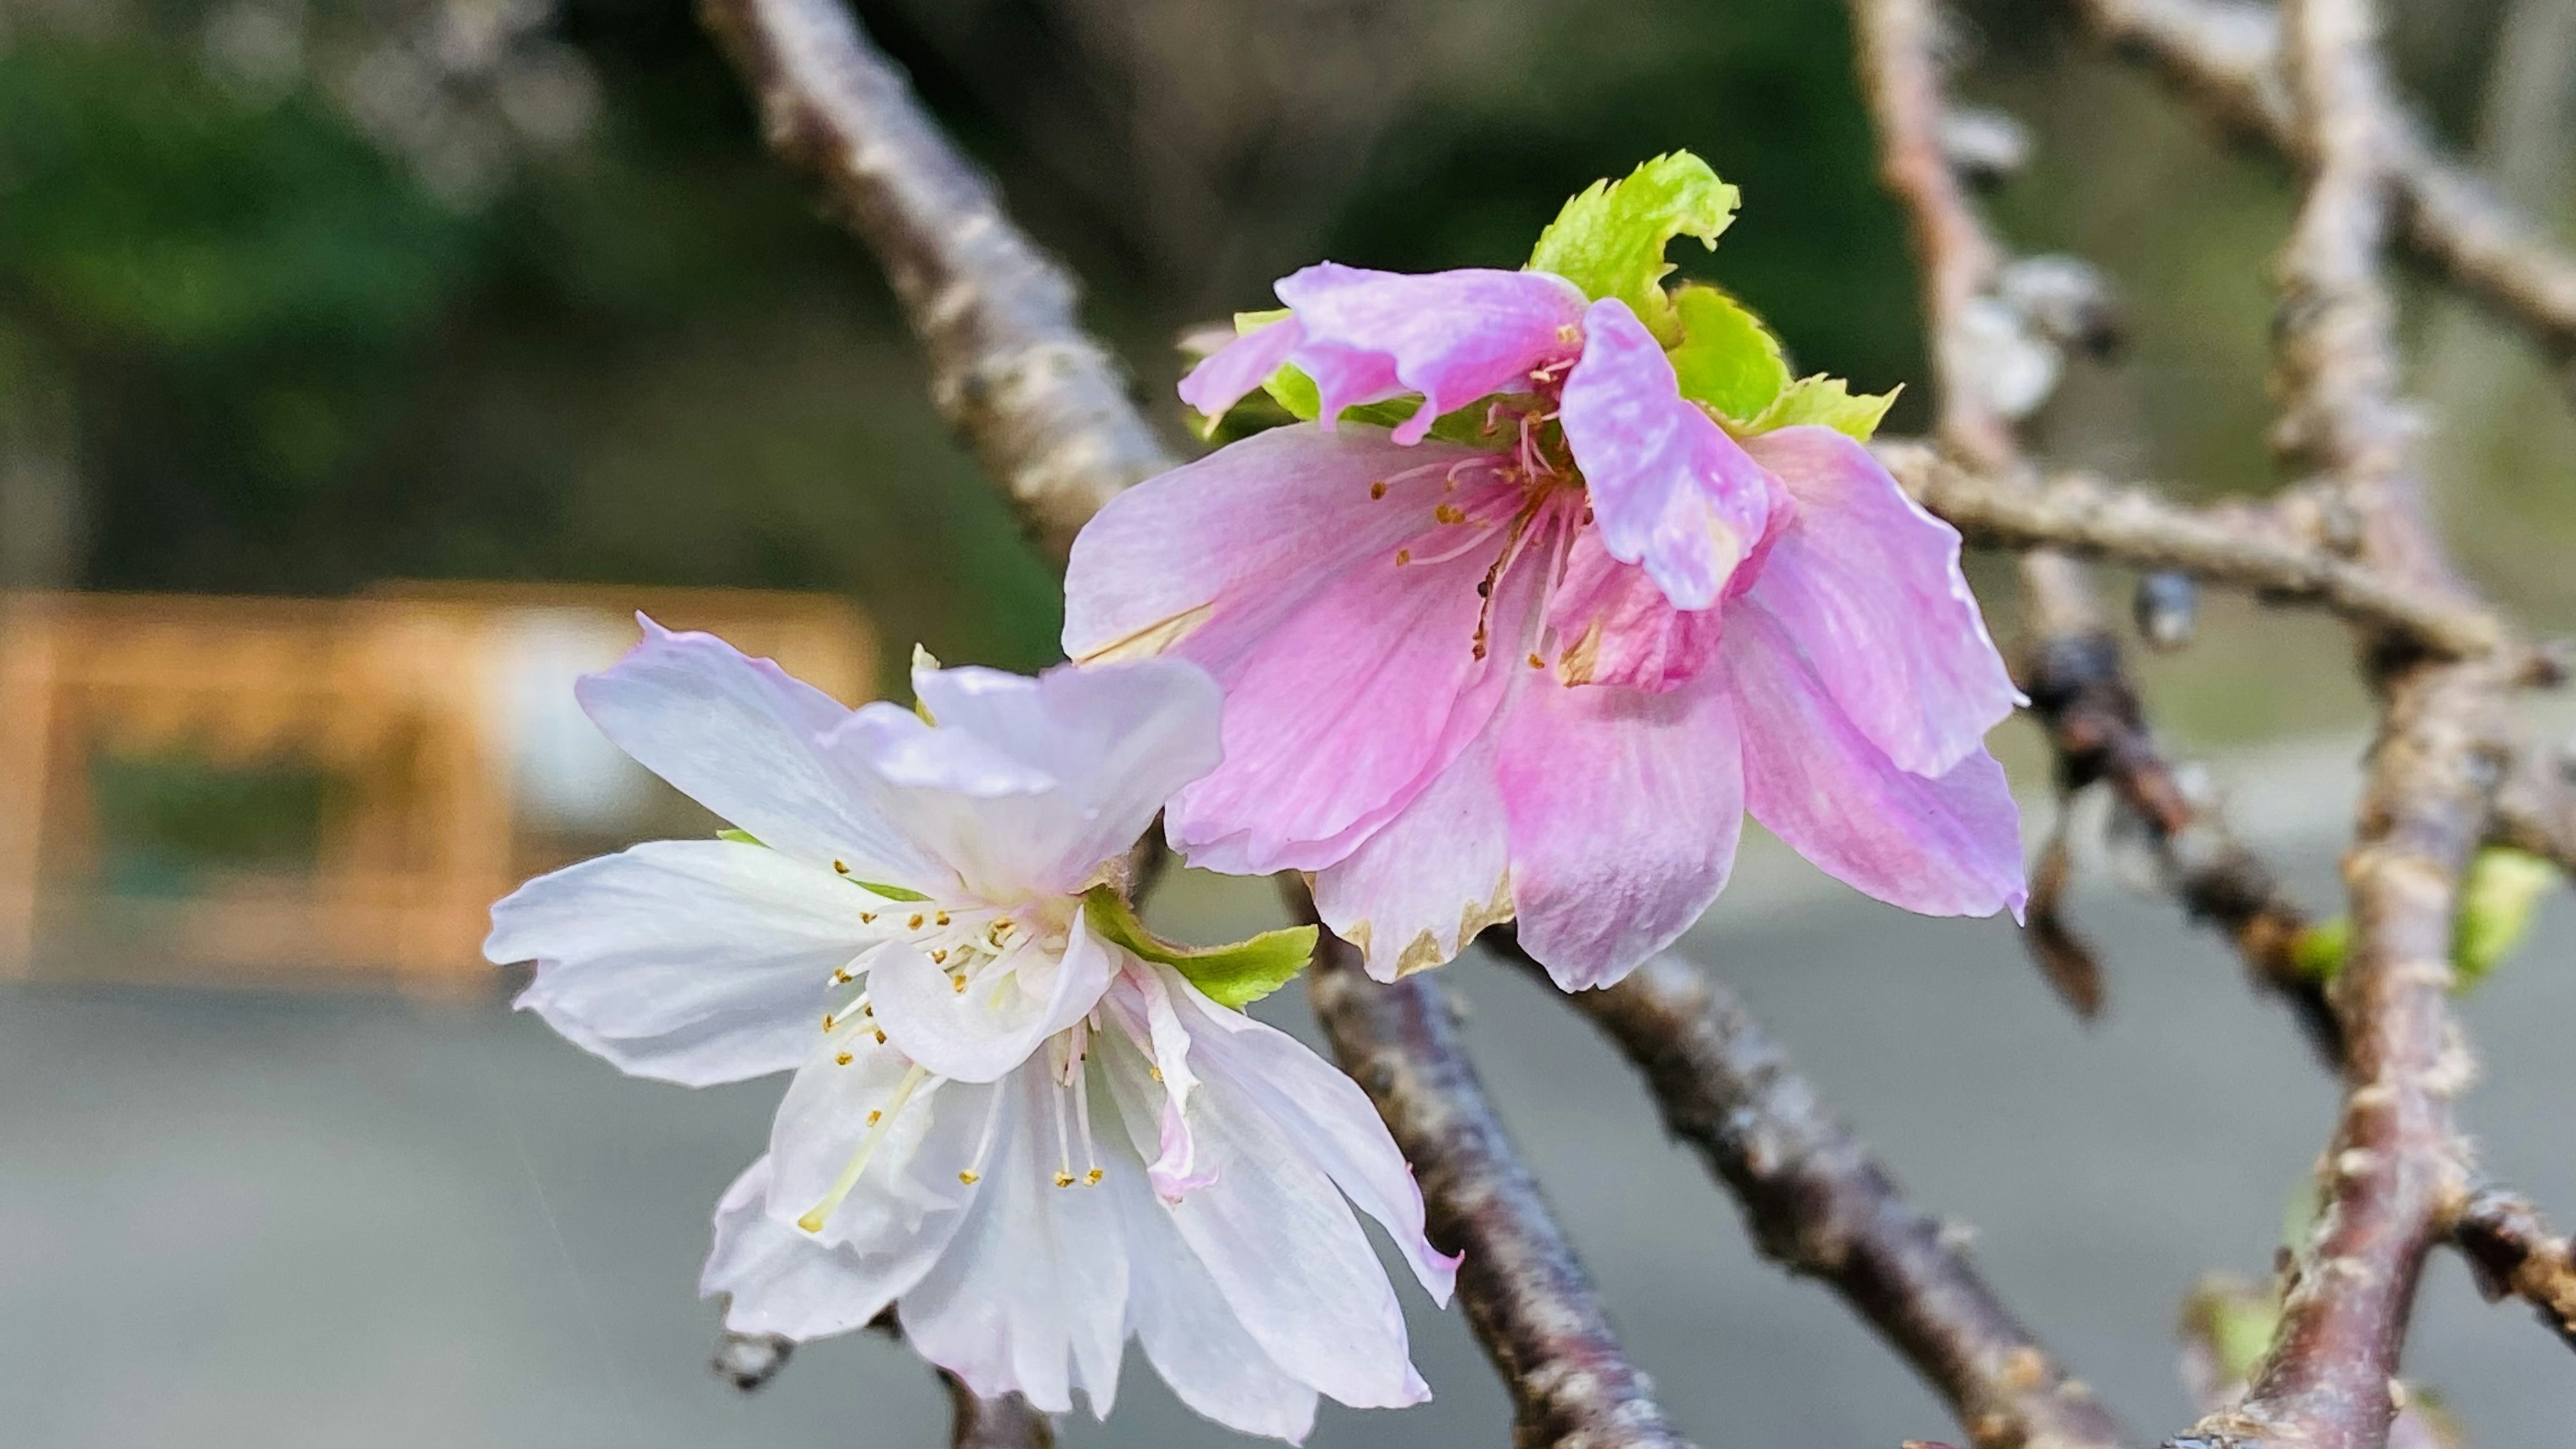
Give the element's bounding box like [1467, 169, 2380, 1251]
[1063, 425, 1502, 674]
[1310, 724, 1512, 982]
[1177, 315, 1309, 421]
[1495, 669, 1747, 991]
[873, 915, 1116, 1085]
[1106, 1152, 1320, 1442]
[904, 659, 1223, 894]
[490, 840, 874, 1085]
[1097, 964, 1216, 1202]
[1725, 608, 2027, 917]
[1270, 263, 1589, 441]
[899, 1065, 1134, 1416]
[1163, 488, 1520, 875]
[1096, 1017, 1427, 1410]
[574, 619, 945, 890]
[1159, 964, 1458, 1303]
[1540, 523, 1729, 692]
[702, 1157, 960, 1341]
[1559, 298, 1782, 611]
[1741, 425, 2020, 777]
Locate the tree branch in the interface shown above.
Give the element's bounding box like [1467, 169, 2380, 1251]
[2180, 0, 2502, 1440]
[1491, 937, 2130, 1449]
[2070, 0, 2576, 365]
[1877, 440, 2515, 659]
[1850, 0, 2325, 1050]
[698, 0, 1179, 559]
[2451, 1186, 2576, 1353]
[1293, 890, 1692, 1449]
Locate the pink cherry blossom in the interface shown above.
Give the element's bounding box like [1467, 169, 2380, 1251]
[1067, 267, 2026, 991]
[486, 623, 1455, 1440]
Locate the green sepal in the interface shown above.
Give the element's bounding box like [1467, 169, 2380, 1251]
[1230, 309, 1515, 445]
[1668, 284, 1788, 423]
[716, 828, 763, 847]
[2453, 846, 2555, 989]
[1746, 374, 1900, 441]
[910, 643, 941, 724]
[1083, 886, 1316, 1009]
[1527, 152, 1739, 345]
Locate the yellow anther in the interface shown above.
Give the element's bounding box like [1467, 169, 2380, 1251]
[1085, 1168, 1104, 1186]
[1148, 1066, 1164, 1083]
[872, 1029, 888, 1044]
[1395, 548, 1411, 566]
[934, 911, 951, 926]
[822, 1013, 836, 1032]
[951, 975, 967, 994]
[859, 912, 875, 924]
[833, 969, 853, 984]
[835, 1051, 853, 1066]
[958, 1170, 981, 1185]
[867, 1110, 881, 1126]
[1053, 1171, 1077, 1188]
[930, 949, 947, 965]
[1527, 653, 1545, 669]
[1369, 481, 1388, 499]
[907, 914, 924, 930]
[833, 860, 850, 874]
[1434, 503, 1465, 525]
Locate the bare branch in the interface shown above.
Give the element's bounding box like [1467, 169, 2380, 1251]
[940, 1371, 1058, 1449]
[1293, 890, 1692, 1449]
[698, 0, 1179, 559]
[1493, 938, 2130, 1449]
[2182, 0, 2504, 1440]
[1877, 440, 2516, 659]
[2451, 1186, 2576, 1353]
[2071, 0, 2576, 363]
[2489, 739, 2576, 877]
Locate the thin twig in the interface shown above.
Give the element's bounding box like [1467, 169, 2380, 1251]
[698, 0, 1179, 559]
[1850, 0, 2324, 1047]
[2071, 0, 2576, 364]
[2450, 1186, 2576, 1353]
[1877, 440, 2514, 659]
[1491, 937, 2129, 1449]
[2489, 740, 2576, 877]
[1293, 890, 1693, 1449]
[940, 1372, 1059, 1449]
[2182, 0, 2501, 1440]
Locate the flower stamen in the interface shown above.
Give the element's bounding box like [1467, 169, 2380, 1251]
[797, 1063, 930, 1232]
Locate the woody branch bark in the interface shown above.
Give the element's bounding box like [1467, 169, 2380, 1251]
[1298, 896, 1691, 1449]
[2070, 0, 2576, 366]
[698, 0, 1179, 560]
[1850, 0, 2326, 1046]
[1491, 936, 2128, 1449]
[2180, 0, 2502, 1440]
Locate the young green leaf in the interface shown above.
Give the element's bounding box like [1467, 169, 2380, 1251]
[1748, 374, 1900, 441]
[2453, 846, 2555, 989]
[1668, 284, 1789, 423]
[1083, 887, 1317, 1008]
[1527, 152, 1740, 345]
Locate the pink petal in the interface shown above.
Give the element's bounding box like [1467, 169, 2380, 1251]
[1310, 724, 1511, 981]
[1559, 297, 1784, 611]
[1540, 523, 1729, 692]
[1272, 262, 1588, 441]
[1163, 472, 1527, 875]
[1725, 607, 2027, 917]
[1178, 315, 1308, 420]
[1063, 425, 1496, 672]
[1494, 667, 1747, 991]
[1741, 425, 2021, 777]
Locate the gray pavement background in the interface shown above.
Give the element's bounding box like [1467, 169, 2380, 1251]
[5, 826, 2573, 1448]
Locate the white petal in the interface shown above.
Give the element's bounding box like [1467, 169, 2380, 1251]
[701, 1156, 957, 1340]
[1097, 963, 1214, 1202]
[575, 620, 945, 888]
[1106, 1142, 1320, 1442]
[488, 839, 873, 1085]
[873, 916, 1115, 1084]
[898, 1064, 1132, 1416]
[1161, 967, 1457, 1303]
[828, 659, 1224, 900]
[1095, 1014, 1427, 1409]
[766, 1020, 963, 1248]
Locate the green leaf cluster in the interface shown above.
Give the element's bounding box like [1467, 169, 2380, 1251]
[1084, 888, 1316, 1008]
[1527, 152, 1737, 345]
[2290, 845, 2557, 992]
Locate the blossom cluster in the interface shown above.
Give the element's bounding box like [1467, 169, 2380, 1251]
[486, 152, 2026, 1441]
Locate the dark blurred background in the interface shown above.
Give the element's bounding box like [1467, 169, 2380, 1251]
[3, 0, 2573, 1445]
